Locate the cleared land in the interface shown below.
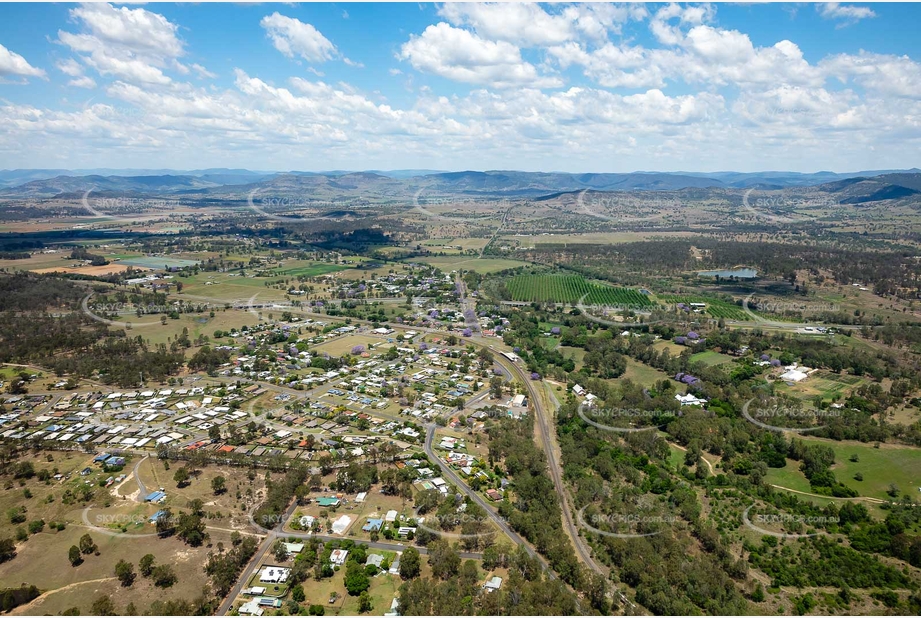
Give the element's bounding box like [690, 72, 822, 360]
[764, 437, 921, 502]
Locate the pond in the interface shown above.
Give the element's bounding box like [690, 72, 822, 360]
[697, 268, 758, 279]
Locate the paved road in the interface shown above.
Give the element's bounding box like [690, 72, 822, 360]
[490, 352, 602, 573]
[181, 299, 602, 576]
[216, 499, 299, 616]
[217, 497, 482, 615]
[72, 288, 628, 602]
[132, 455, 149, 502]
[422, 424, 550, 571]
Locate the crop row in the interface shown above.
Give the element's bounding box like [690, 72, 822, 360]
[658, 296, 750, 321]
[505, 275, 653, 307]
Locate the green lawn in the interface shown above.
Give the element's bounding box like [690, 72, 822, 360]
[273, 262, 349, 277]
[622, 358, 670, 386]
[557, 346, 585, 369]
[689, 350, 735, 367]
[766, 437, 921, 502]
[667, 444, 686, 470]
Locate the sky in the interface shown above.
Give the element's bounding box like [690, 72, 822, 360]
[0, 2, 920, 173]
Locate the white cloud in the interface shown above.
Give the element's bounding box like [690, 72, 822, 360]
[0, 43, 46, 79]
[3, 1, 921, 172]
[70, 2, 183, 57]
[58, 2, 185, 85]
[68, 75, 97, 88]
[399, 22, 562, 88]
[56, 57, 84, 77]
[551, 26, 823, 90]
[822, 51, 921, 99]
[438, 2, 642, 47]
[191, 63, 216, 79]
[818, 3, 876, 27]
[260, 12, 338, 64]
[650, 2, 716, 45]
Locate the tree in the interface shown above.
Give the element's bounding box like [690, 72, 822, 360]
[0, 538, 15, 564]
[489, 376, 504, 399]
[358, 590, 372, 613]
[211, 476, 227, 495]
[90, 595, 116, 616]
[344, 561, 370, 596]
[274, 539, 288, 563]
[78, 533, 97, 555]
[176, 511, 206, 546]
[139, 553, 156, 577]
[174, 467, 190, 487]
[115, 559, 136, 587]
[7, 507, 25, 525]
[428, 540, 460, 580]
[68, 545, 82, 567]
[152, 564, 177, 588]
[399, 547, 421, 580]
[292, 584, 305, 603]
[156, 508, 175, 537]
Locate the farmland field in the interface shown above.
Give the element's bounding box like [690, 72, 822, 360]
[411, 256, 530, 274]
[117, 256, 201, 269]
[657, 295, 750, 320]
[272, 262, 349, 277]
[505, 274, 653, 306]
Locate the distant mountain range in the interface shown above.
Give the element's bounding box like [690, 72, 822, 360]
[2, 168, 920, 206]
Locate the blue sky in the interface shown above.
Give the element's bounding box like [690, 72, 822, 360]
[0, 2, 919, 173]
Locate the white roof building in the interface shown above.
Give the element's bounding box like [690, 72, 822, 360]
[780, 369, 809, 382]
[330, 549, 349, 565]
[676, 393, 707, 406]
[258, 566, 290, 584]
[299, 515, 315, 529]
[238, 600, 264, 616]
[332, 514, 352, 535]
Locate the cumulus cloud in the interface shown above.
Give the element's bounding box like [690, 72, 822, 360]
[0, 43, 46, 79]
[56, 57, 84, 78]
[822, 51, 921, 99]
[438, 2, 635, 46]
[68, 75, 97, 88]
[399, 22, 562, 88]
[58, 2, 185, 85]
[551, 26, 823, 90]
[3, 2, 921, 171]
[260, 12, 338, 64]
[818, 3, 876, 27]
